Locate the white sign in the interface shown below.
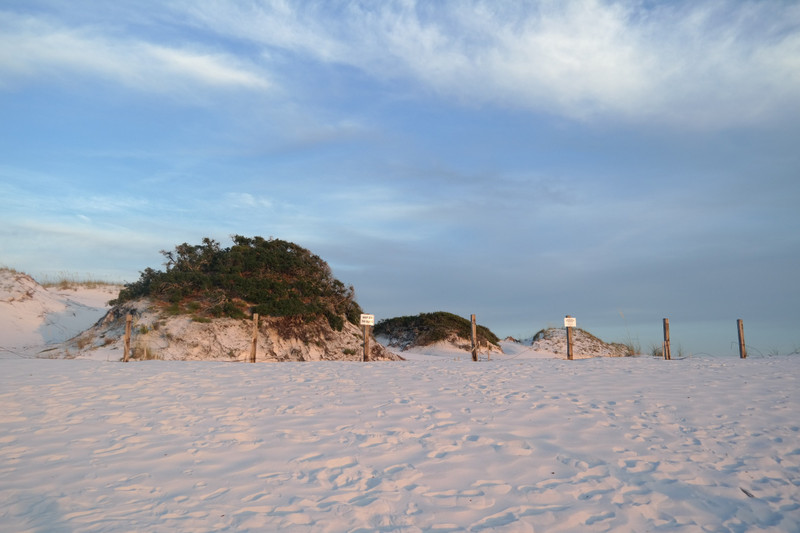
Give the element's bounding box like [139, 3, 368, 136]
[564, 316, 577, 328]
[360, 314, 375, 326]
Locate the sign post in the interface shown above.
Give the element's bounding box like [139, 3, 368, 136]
[250, 313, 259, 363]
[564, 315, 576, 360]
[360, 314, 374, 362]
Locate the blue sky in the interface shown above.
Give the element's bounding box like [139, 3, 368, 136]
[2, 0, 799, 355]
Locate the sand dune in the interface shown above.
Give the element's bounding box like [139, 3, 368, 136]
[0, 270, 117, 358]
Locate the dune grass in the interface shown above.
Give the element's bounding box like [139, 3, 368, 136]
[0, 266, 23, 275]
[1, 265, 122, 290]
[38, 272, 123, 290]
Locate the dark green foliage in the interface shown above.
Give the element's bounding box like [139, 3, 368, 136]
[374, 311, 500, 347]
[111, 236, 362, 328]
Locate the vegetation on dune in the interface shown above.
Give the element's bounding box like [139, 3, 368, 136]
[1, 266, 120, 290]
[39, 274, 121, 290]
[374, 311, 500, 347]
[111, 235, 362, 330]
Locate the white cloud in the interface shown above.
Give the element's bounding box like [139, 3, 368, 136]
[173, 0, 349, 61]
[142, 44, 271, 90]
[175, 0, 800, 128]
[2, 1, 798, 124]
[225, 193, 273, 209]
[0, 12, 271, 95]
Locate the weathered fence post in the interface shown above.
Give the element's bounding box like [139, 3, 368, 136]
[360, 314, 374, 362]
[737, 319, 746, 359]
[364, 324, 371, 362]
[250, 313, 259, 363]
[565, 315, 574, 360]
[663, 318, 671, 360]
[471, 314, 478, 362]
[123, 314, 132, 362]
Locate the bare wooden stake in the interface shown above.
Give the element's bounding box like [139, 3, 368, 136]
[566, 315, 574, 360]
[663, 318, 671, 360]
[470, 314, 478, 362]
[250, 313, 259, 363]
[737, 319, 746, 359]
[123, 314, 132, 362]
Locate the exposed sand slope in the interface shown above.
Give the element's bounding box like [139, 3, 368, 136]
[529, 328, 631, 358]
[0, 270, 118, 358]
[68, 298, 399, 362]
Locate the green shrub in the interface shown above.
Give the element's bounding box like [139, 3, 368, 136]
[325, 312, 344, 331]
[111, 235, 362, 326]
[375, 311, 500, 347]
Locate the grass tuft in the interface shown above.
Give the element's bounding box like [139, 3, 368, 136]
[0, 266, 23, 275]
[32, 271, 123, 290]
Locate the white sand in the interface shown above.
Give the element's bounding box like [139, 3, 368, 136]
[2, 274, 799, 531]
[1, 356, 798, 532]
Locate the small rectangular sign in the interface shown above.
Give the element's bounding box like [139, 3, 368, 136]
[360, 314, 375, 326]
[564, 316, 577, 328]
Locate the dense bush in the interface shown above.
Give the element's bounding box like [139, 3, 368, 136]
[112, 236, 362, 329]
[374, 311, 500, 347]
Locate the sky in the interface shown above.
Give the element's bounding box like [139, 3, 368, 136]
[1, 0, 799, 356]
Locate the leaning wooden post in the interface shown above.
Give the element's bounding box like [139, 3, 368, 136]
[123, 314, 132, 362]
[663, 318, 671, 360]
[565, 315, 574, 360]
[737, 319, 746, 359]
[250, 313, 259, 363]
[470, 314, 478, 362]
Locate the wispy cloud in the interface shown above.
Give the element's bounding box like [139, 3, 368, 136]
[0, 11, 271, 95]
[5, 2, 797, 125]
[175, 0, 800, 128]
[225, 192, 273, 209]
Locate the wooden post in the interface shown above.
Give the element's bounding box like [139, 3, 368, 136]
[363, 324, 370, 362]
[123, 314, 132, 362]
[663, 318, 671, 360]
[737, 319, 746, 359]
[250, 313, 259, 363]
[359, 314, 374, 362]
[565, 315, 574, 360]
[470, 314, 478, 362]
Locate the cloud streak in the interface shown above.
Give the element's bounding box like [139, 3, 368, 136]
[175, 0, 800, 127]
[4, 1, 798, 125]
[0, 11, 271, 96]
